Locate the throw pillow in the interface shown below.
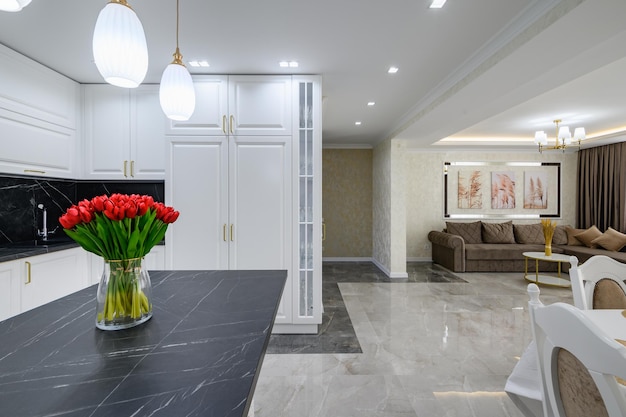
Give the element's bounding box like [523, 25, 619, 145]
[574, 226, 603, 248]
[590, 227, 626, 252]
[513, 223, 544, 244]
[482, 221, 515, 244]
[564, 226, 585, 246]
[446, 221, 482, 244]
[553, 225, 568, 245]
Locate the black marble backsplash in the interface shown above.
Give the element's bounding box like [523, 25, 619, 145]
[0, 175, 164, 245]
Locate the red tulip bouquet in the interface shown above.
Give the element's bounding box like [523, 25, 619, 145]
[59, 193, 179, 329]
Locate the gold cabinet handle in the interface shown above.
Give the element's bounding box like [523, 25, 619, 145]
[130, 160, 135, 177]
[222, 115, 227, 135]
[24, 169, 46, 174]
[123, 160, 128, 177]
[229, 115, 234, 134]
[322, 222, 326, 241]
[230, 224, 234, 241]
[223, 224, 227, 241]
[25, 261, 31, 284]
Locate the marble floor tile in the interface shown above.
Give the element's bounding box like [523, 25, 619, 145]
[253, 262, 573, 417]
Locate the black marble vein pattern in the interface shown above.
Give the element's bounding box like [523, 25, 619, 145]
[0, 175, 164, 245]
[0, 270, 286, 417]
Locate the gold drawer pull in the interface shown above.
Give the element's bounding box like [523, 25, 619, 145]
[25, 261, 31, 284]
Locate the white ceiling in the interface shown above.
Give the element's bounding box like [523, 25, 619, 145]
[0, 0, 624, 150]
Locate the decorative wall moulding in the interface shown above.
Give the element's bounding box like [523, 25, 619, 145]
[443, 161, 561, 219]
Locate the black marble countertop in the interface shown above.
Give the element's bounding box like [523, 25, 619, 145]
[0, 239, 79, 262]
[0, 269, 287, 417]
[0, 240, 166, 263]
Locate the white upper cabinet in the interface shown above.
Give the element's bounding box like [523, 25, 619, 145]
[166, 75, 291, 136]
[165, 75, 228, 136]
[0, 44, 79, 178]
[228, 76, 292, 135]
[82, 84, 166, 180]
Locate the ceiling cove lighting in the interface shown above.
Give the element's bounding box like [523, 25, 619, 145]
[0, 0, 31, 12]
[429, 0, 447, 8]
[159, 0, 196, 121]
[534, 119, 585, 153]
[93, 0, 148, 88]
[388, 66, 399, 74]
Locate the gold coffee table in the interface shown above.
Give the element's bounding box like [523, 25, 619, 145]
[523, 251, 571, 288]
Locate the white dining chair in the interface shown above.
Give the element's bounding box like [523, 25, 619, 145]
[528, 283, 626, 417]
[505, 257, 580, 417]
[569, 255, 626, 310]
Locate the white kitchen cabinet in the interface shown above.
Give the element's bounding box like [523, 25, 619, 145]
[20, 248, 89, 313]
[165, 76, 322, 334]
[166, 136, 291, 272]
[165, 75, 291, 136]
[0, 43, 79, 179]
[82, 84, 166, 180]
[274, 77, 322, 333]
[0, 259, 21, 321]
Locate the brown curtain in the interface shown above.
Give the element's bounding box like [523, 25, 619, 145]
[577, 142, 626, 232]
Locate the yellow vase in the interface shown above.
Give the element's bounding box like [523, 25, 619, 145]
[544, 243, 552, 256]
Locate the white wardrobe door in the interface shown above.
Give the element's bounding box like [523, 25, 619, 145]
[229, 136, 291, 270]
[167, 138, 228, 270]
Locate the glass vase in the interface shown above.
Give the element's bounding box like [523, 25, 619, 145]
[96, 257, 153, 330]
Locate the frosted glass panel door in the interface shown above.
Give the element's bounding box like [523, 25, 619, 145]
[295, 80, 320, 323]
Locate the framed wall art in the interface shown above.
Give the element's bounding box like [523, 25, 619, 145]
[443, 161, 561, 219]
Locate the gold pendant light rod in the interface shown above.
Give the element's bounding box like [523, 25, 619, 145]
[171, 0, 185, 66]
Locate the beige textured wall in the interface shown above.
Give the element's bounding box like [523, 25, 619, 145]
[405, 150, 578, 260]
[372, 139, 407, 277]
[322, 149, 373, 258]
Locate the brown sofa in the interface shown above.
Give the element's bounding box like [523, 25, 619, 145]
[428, 221, 626, 273]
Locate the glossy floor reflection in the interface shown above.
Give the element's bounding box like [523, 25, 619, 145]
[253, 262, 573, 417]
[267, 263, 466, 354]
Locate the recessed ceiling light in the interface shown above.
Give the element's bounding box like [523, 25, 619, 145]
[367, 101, 375, 106]
[355, 121, 362, 126]
[429, 0, 447, 8]
[388, 66, 399, 74]
[279, 61, 299, 68]
[189, 60, 209, 67]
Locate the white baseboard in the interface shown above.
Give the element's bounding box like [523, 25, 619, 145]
[322, 257, 373, 262]
[371, 258, 409, 279]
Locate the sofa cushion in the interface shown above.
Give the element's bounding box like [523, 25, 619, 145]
[465, 243, 563, 260]
[574, 226, 603, 248]
[565, 226, 585, 246]
[553, 225, 568, 245]
[482, 221, 515, 244]
[562, 245, 626, 264]
[591, 227, 626, 252]
[446, 221, 482, 244]
[513, 223, 544, 244]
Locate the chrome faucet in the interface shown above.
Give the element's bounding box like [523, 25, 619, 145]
[37, 203, 57, 241]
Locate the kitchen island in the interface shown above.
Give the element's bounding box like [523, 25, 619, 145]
[0, 269, 286, 417]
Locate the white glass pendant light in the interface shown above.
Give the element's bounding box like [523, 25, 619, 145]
[159, 0, 195, 121]
[0, 0, 31, 12]
[93, 0, 148, 88]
